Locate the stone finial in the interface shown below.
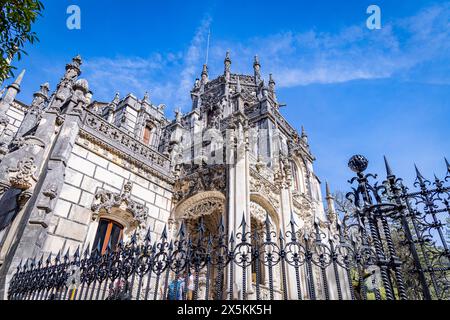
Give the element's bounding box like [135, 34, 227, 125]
[123, 181, 132, 194]
[174, 107, 182, 122]
[0, 69, 25, 108]
[143, 91, 150, 103]
[253, 55, 261, 84]
[253, 55, 260, 68]
[73, 78, 89, 94]
[301, 126, 308, 143]
[66, 54, 82, 73]
[201, 64, 209, 83]
[39, 83, 50, 97]
[7, 69, 25, 93]
[236, 76, 242, 94]
[224, 51, 231, 75]
[269, 74, 275, 90]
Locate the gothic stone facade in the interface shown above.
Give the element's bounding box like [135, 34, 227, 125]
[0, 54, 347, 299]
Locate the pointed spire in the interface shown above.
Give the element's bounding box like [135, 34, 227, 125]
[0, 69, 25, 108]
[384, 155, 394, 178]
[8, 69, 25, 92]
[325, 181, 332, 199]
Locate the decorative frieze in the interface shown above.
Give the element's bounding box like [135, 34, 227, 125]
[172, 164, 226, 204]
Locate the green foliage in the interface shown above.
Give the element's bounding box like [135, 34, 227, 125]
[0, 0, 44, 82]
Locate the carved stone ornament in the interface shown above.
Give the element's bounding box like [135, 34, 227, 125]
[34, 183, 59, 215]
[0, 114, 9, 127]
[91, 181, 148, 228]
[175, 191, 225, 221]
[8, 157, 38, 190]
[173, 164, 226, 204]
[249, 172, 280, 209]
[250, 201, 267, 224]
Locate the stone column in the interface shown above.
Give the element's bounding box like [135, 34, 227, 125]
[226, 116, 251, 300]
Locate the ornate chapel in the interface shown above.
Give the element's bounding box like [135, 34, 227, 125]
[0, 53, 343, 299]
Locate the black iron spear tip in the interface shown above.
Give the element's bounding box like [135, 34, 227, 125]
[289, 211, 297, 227]
[161, 225, 168, 239]
[445, 157, 450, 172]
[83, 244, 90, 256]
[145, 227, 152, 242]
[64, 248, 70, 260]
[414, 164, 426, 183]
[55, 250, 61, 262]
[229, 231, 235, 243]
[74, 245, 80, 258]
[239, 212, 247, 229]
[264, 210, 271, 226]
[383, 155, 394, 178]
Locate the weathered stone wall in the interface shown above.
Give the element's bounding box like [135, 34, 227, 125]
[3, 103, 25, 140]
[42, 138, 173, 257]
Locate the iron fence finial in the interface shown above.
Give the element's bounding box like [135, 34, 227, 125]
[383, 155, 394, 178]
[348, 155, 369, 173]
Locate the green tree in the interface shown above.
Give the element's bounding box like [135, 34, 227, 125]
[0, 0, 44, 83]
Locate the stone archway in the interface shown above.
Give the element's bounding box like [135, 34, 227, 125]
[250, 193, 280, 229]
[169, 190, 225, 236]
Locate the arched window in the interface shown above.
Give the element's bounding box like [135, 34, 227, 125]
[143, 124, 153, 145]
[93, 219, 124, 254]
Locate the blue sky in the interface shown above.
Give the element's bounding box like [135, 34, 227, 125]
[5, 0, 450, 196]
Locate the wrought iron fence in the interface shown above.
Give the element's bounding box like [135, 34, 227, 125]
[6, 155, 450, 300]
